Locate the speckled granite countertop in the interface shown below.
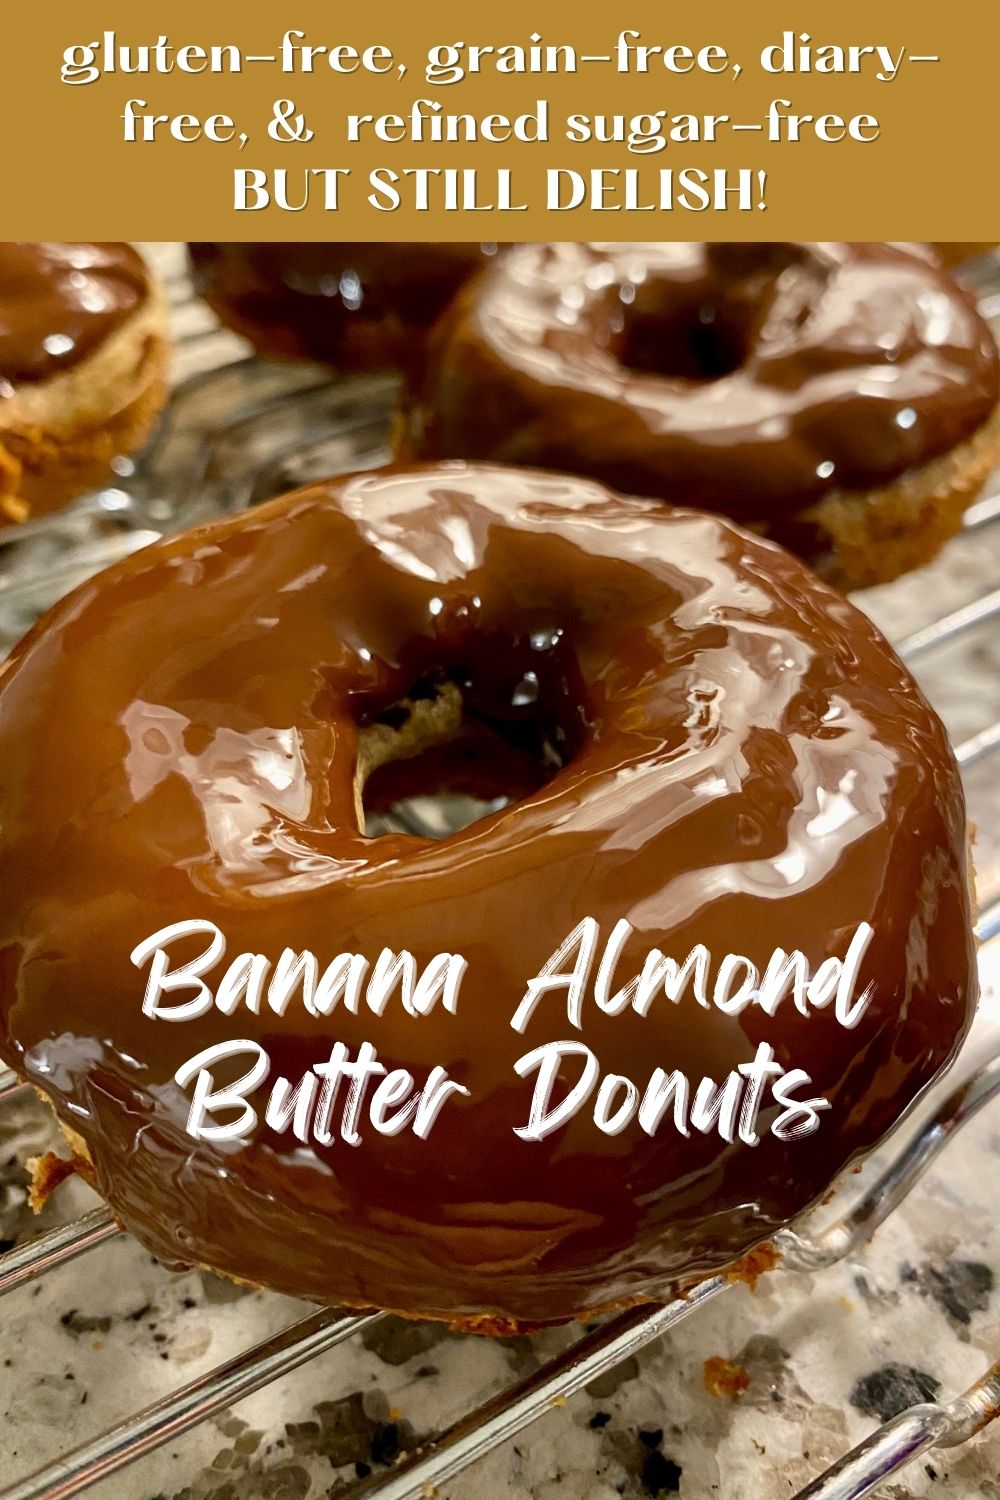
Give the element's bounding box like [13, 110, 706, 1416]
[0, 246, 998, 1500]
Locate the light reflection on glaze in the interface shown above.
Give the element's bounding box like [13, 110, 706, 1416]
[0, 243, 148, 384]
[0, 463, 976, 1328]
[407, 243, 1000, 522]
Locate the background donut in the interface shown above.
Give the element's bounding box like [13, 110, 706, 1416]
[402, 242, 1000, 589]
[0, 243, 169, 525]
[188, 241, 504, 375]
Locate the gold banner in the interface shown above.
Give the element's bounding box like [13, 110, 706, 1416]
[1, 0, 996, 239]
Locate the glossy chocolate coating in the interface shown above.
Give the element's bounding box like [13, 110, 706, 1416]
[0, 464, 975, 1327]
[0, 243, 149, 388]
[188, 242, 501, 372]
[407, 242, 999, 521]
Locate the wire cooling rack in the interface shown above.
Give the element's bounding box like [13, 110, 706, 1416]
[0, 246, 999, 1500]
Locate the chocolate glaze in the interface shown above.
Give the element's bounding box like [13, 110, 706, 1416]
[406, 242, 1000, 523]
[188, 242, 502, 373]
[0, 243, 149, 388]
[0, 464, 975, 1327]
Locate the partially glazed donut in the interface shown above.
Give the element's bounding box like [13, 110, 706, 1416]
[0, 243, 168, 524]
[188, 242, 501, 374]
[0, 463, 976, 1329]
[404, 243, 1000, 589]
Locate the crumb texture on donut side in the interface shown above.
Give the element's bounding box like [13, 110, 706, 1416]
[0, 338, 169, 521]
[804, 400, 1000, 591]
[0, 250, 169, 523]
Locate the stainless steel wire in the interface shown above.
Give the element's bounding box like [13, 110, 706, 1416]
[793, 1360, 1000, 1500]
[0, 1207, 118, 1298]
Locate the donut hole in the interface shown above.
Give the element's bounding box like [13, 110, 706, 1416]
[615, 281, 749, 382]
[617, 303, 748, 381]
[356, 650, 585, 838]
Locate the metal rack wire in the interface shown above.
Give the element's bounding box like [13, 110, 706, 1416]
[0, 251, 999, 1500]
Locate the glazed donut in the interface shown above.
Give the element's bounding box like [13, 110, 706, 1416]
[0, 463, 975, 1330]
[188, 241, 502, 374]
[0, 243, 168, 525]
[403, 243, 1000, 590]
